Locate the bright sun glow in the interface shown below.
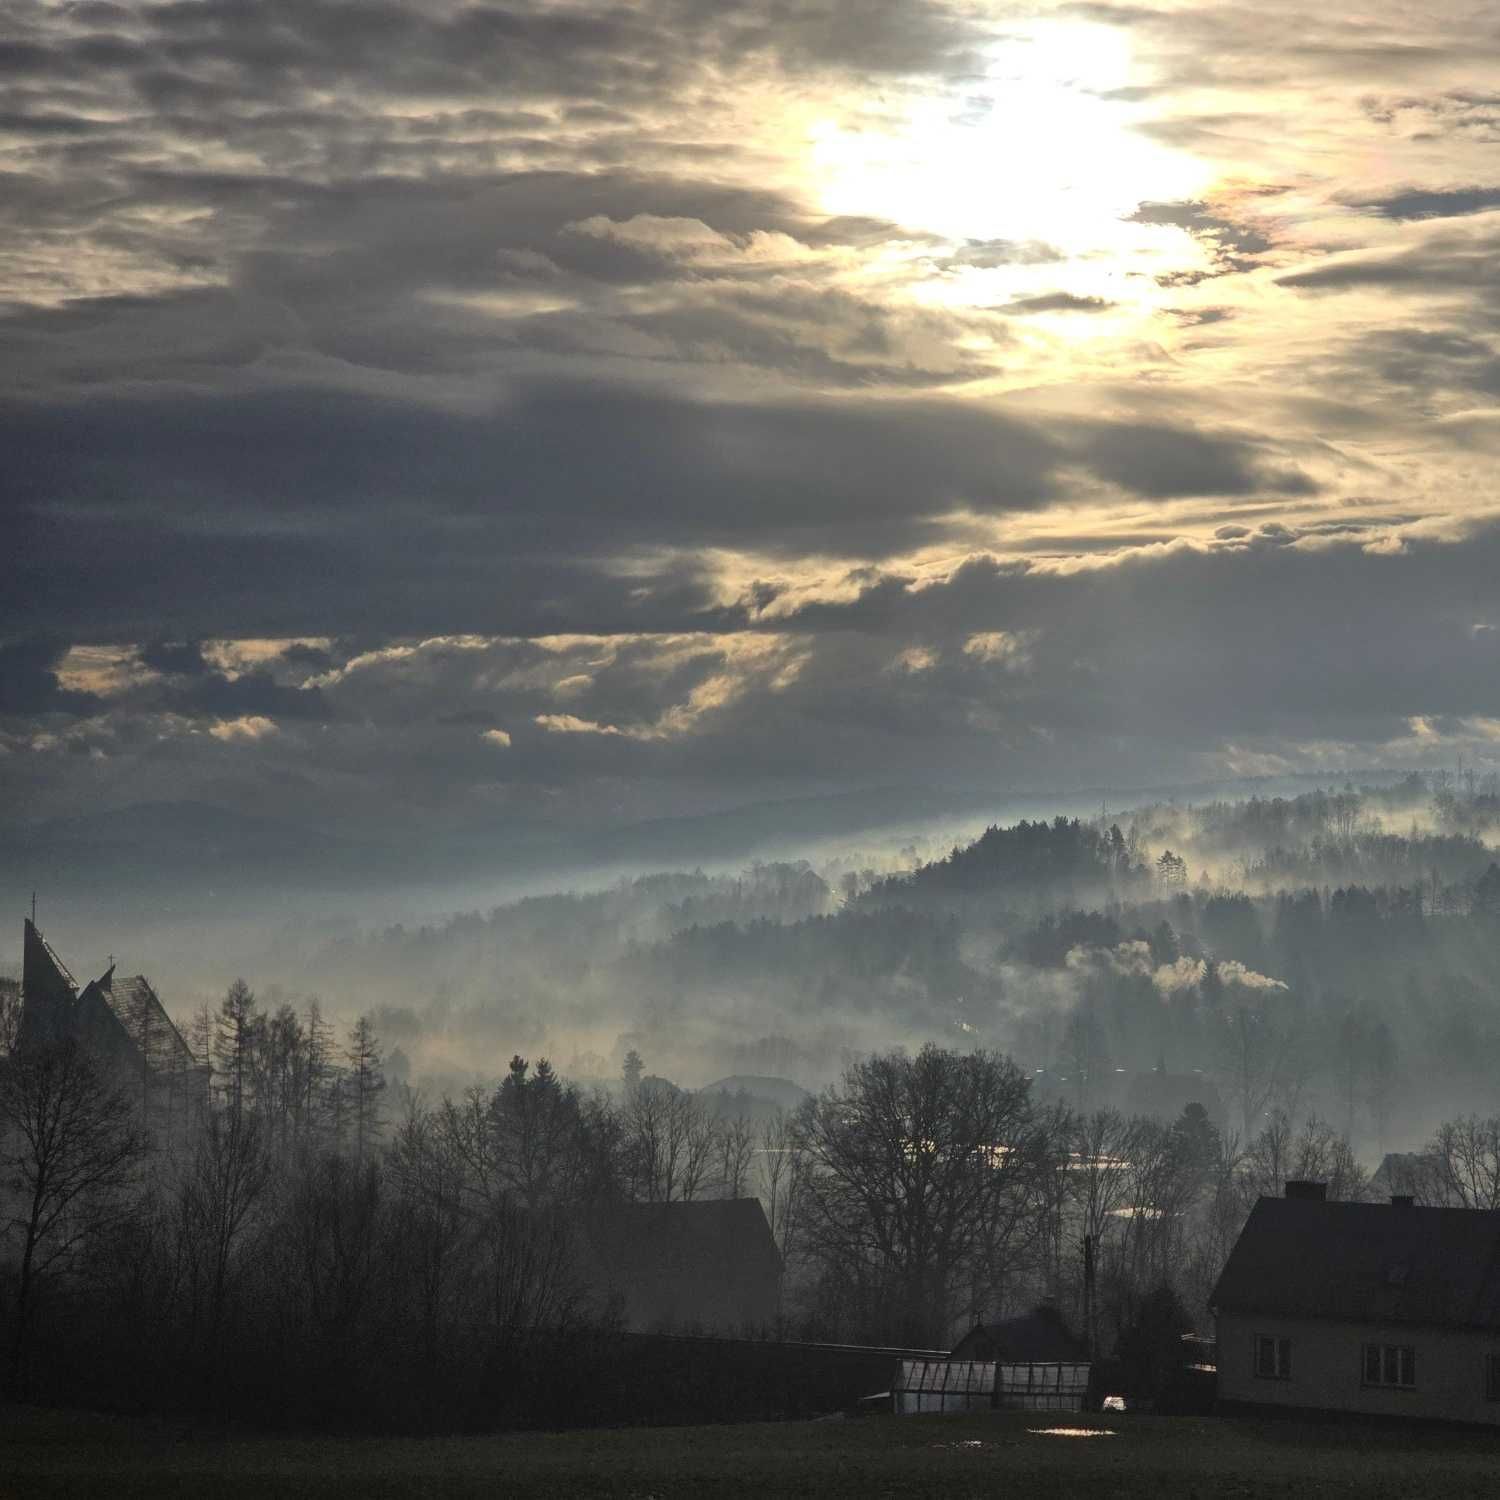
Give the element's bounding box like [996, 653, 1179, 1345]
[808, 21, 1209, 250]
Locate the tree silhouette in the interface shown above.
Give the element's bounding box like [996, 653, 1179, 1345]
[0, 1040, 145, 1393]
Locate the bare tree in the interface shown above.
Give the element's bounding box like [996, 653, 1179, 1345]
[175, 1106, 271, 1359]
[756, 1110, 806, 1314]
[1214, 1003, 1305, 1138]
[290, 1150, 386, 1360]
[715, 1109, 757, 1199]
[796, 1045, 1039, 1347]
[388, 1090, 471, 1376]
[624, 1078, 691, 1202]
[1429, 1116, 1500, 1208]
[0, 979, 22, 1057]
[675, 1092, 719, 1202]
[1070, 1108, 1138, 1246]
[0, 1040, 146, 1391]
[1240, 1110, 1366, 1204]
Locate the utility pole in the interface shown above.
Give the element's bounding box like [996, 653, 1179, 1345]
[1083, 1233, 1096, 1361]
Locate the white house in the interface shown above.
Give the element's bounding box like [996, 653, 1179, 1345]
[1212, 1180, 1500, 1427]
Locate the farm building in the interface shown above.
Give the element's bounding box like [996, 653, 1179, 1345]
[586, 1197, 781, 1333]
[950, 1299, 1089, 1363]
[1213, 1180, 1500, 1426]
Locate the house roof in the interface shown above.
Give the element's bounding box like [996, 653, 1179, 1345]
[950, 1303, 1089, 1362]
[605, 1197, 782, 1278]
[585, 1197, 782, 1333]
[1211, 1196, 1500, 1330]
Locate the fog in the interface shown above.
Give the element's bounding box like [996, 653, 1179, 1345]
[11, 765, 1499, 1159]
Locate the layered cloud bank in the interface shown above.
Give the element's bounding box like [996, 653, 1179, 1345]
[6, 0, 1500, 837]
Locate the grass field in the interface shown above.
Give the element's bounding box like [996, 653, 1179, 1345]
[5, 1404, 1500, 1498]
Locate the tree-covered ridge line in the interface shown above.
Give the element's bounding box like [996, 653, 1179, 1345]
[210, 776, 1500, 1144]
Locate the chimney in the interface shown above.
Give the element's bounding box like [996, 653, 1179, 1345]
[1390, 1194, 1415, 1209]
[1284, 1180, 1327, 1201]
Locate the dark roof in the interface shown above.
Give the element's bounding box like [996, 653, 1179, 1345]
[1211, 1196, 1500, 1330]
[950, 1303, 1088, 1362]
[587, 1198, 782, 1333]
[607, 1198, 781, 1275]
[21, 921, 199, 1084]
[100, 973, 198, 1072]
[21, 918, 78, 1047]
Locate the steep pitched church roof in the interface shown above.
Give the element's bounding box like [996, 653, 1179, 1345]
[21, 916, 80, 1046]
[99, 972, 198, 1073]
[20, 918, 198, 1082]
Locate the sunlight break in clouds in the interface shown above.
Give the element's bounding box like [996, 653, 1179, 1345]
[808, 19, 1209, 259]
[9, 0, 1500, 845]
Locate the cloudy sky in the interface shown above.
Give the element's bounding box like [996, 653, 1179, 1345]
[6, 0, 1500, 852]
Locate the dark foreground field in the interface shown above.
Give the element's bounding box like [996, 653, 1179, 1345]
[5, 1404, 1500, 1498]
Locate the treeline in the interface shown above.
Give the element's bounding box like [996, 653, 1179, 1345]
[9, 1012, 1500, 1432]
[0, 982, 812, 1430]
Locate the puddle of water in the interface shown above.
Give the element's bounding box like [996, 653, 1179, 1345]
[1028, 1427, 1116, 1439]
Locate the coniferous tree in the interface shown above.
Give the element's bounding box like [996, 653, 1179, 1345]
[213, 980, 259, 1129]
[345, 1014, 386, 1166]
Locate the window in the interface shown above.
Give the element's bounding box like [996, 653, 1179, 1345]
[1486, 1353, 1500, 1402]
[1362, 1343, 1416, 1388]
[1254, 1335, 1292, 1380]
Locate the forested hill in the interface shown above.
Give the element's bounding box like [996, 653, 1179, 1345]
[233, 777, 1500, 1148]
[860, 790, 1498, 913]
[861, 816, 1140, 910]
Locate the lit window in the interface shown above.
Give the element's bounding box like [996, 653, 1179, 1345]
[1362, 1343, 1416, 1388]
[1254, 1335, 1291, 1380]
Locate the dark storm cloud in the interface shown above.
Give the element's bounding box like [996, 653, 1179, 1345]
[1072, 423, 1317, 500]
[278, 642, 335, 673]
[139, 639, 212, 677]
[1343, 185, 1500, 221]
[720, 524, 1500, 763]
[1355, 328, 1500, 398]
[0, 637, 101, 715]
[159, 671, 330, 723]
[0, 380, 1318, 640]
[1126, 199, 1274, 272]
[8, 522, 1500, 840]
[0, 0, 984, 128]
[1277, 229, 1500, 292]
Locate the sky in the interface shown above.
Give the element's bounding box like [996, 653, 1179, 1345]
[6, 0, 1500, 859]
